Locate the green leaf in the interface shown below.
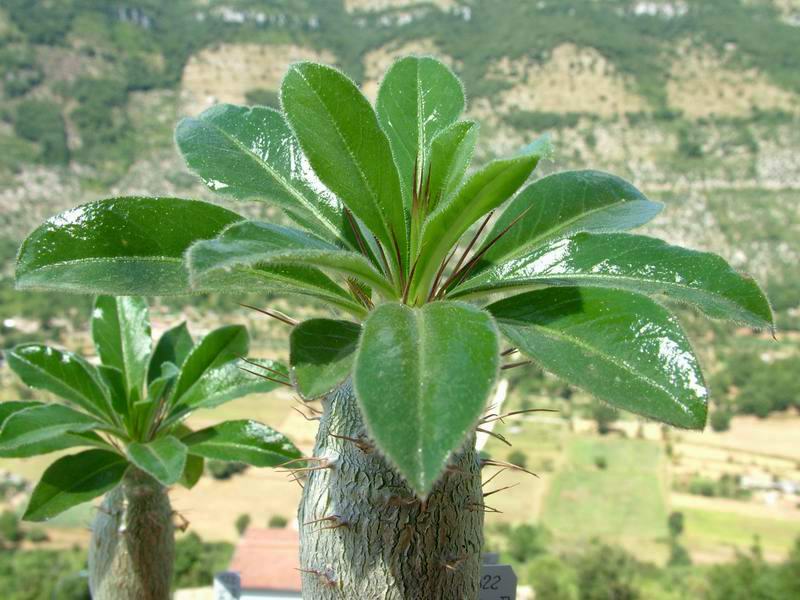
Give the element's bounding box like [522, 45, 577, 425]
[290, 319, 361, 400]
[92, 296, 151, 397]
[188, 220, 396, 300]
[427, 120, 479, 210]
[455, 232, 774, 329]
[0, 432, 108, 459]
[183, 420, 301, 467]
[376, 56, 465, 204]
[411, 138, 550, 302]
[0, 402, 103, 457]
[169, 359, 287, 420]
[353, 301, 499, 496]
[176, 104, 354, 247]
[171, 325, 249, 405]
[126, 436, 187, 486]
[148, 322, 194, 384]
[475, 170, 663, 273]
[23, 449, 128, 521]
[281, 62, 407, 266]
[97, 365, 128, 418]
[5, 345, 113, 421]
[15, 197, 243, 295]
[0, 401, 41, 426]
[0, 404, 105, 453]
[488, 287, 708, 429]
[179, 453, 204, 489]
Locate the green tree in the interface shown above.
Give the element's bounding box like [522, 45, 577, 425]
[576, 542, 641, 600]
[14, 56, 772, 599]
[506, 523, 548, 563]
[1, 298, 299, 600]
[0, 510, 24, 544]
[667, 511, 684, 538]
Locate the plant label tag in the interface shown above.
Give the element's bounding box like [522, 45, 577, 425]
[479, 563, 517, 600]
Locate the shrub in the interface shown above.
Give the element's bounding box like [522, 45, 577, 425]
[709, 409, 732, 432]
[594, 456, 608, 470]
[235, 514, 251, 536]
[0, 510, 23, 544]
[268, 515, 288, 529]
[576, 542, 640, 600]
[245, 88, 280, 108]
[173, 532, 234, 588]
[667, 541, 692, 567]
[667, 511, 684, 538]
[26, 527, 49, 543]
[506, 523, 548, 563]
[207, 460, 249, 480]
[507, 450, 528, 469]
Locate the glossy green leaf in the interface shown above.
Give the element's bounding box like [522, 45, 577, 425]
[188, 220, 396, 300]
[97, 365, 128, 418]
[92, 296, 151, 397]
[16, 197, 243, 295]
[427, 120, 478, 210]
[290, 319, 361, 400]
[5, 345, 113, 421]
[179, 454, 204, 489]
[0, 432, 108, 459]
[281, 62, 407, 265]
[455, 233, 774, 329]
[411, 137, 550, 301]
[376, 56, 465, 203]
[23, 449, 128, 521]
[169, 359, 287, 421]
[176, 104, 354, 247]
[148, 322, 194, 384]
[183, 420, 301, 467]
[488, 287, 708, 429]
[0, 402, 103, 458]
[475, 170, 663, 272]
[0, 404, 105, 452]
[171, 325, 249, 405]
[353, 301, 499, 496]
[126, 436, 187, 486]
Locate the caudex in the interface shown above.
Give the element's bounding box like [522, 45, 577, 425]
[11, 55, 771, 598]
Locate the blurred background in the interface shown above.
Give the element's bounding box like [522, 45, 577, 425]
[0, 1, 798, 598]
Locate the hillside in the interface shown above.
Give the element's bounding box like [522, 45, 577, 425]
[1, 2, 799, 587]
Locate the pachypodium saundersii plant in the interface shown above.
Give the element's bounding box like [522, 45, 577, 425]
[14, 56, 772, 598]
[0, 296, 299, 600]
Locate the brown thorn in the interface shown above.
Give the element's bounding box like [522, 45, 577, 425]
[277, 456, 325, 468]
[390, 229, 404, 282]
[501, 360, 533, 371]
[481, 467, 509, 488]
[303, 515, 339, 526]
[401, 251, 422, 304]
[292, 406, 321, 421]
[278, 463, 331, 475]
[466, 502, 502, 513]
[329, 432, 373, 453]
[374, 234, 393, 278]
[444, 204, 535, 293]
[239, 357, 291, 382]
[476, 426, 512, 447]
[442, 554, 468, 571]
[438, 210, 495, 298]
[344, 208, 370, 259]
[428, 246, 458, 302]
[172, 511, 190, 532]
[483, 482, 520, 498]
[481, 458, 539, 478]
[480, 407, 559, 424]
[239, 303, 297, 326]
[238, 366, 292, 388]
[501, 347, 518, 356]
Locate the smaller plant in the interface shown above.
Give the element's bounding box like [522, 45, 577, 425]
[594, 456, 608, 470]
[0, 296, 299, 600]
[268, 514, 289, 529]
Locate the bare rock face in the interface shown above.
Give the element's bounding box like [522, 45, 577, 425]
[179, 44, 336, 116]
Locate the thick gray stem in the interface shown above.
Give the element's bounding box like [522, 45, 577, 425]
[88, 468, 174, 600]
[298, 381, 484, 599]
